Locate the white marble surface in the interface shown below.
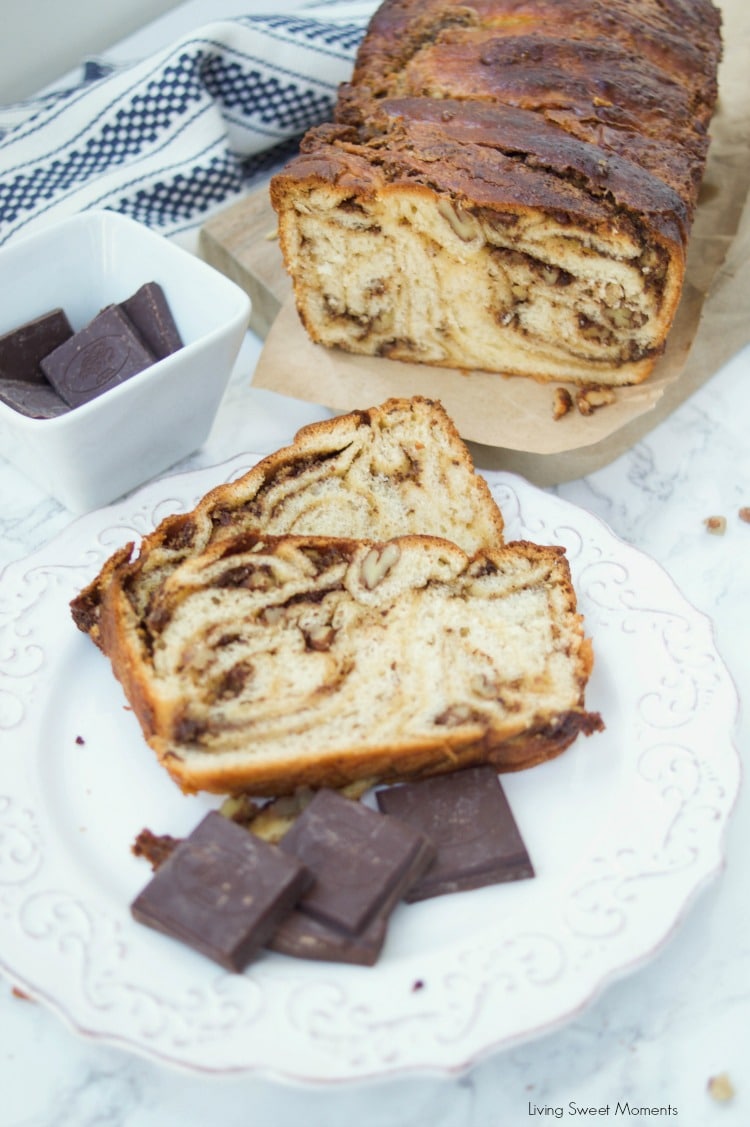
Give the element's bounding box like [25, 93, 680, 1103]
[2, 327, 749, 1127]
[1, 3, 749, 1124]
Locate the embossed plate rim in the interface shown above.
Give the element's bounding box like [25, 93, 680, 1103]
[0, 455, 741, 1083]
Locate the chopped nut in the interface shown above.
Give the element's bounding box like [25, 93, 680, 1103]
[304, 624, 336, 651]
[245, 788, 316, 842]
[553, 387, 574, 420]
[470, 673, 499, 699]
[603, 281, 624, 307]
[707, 1072, 735, 1102]
[361, 541, 401, 589]
[436, 197, 478, 241]
[577, 314, 607, 343]
[235, 778, 378, 842]
[641, 246, 660, 269]
[219, 792, 260, 825]
[704, 515, 727, 535]
[738, 506, 750, 524]
[607, 305, 637, 328]
[340, 777, 379, 800]
[576, 385, 616, 415]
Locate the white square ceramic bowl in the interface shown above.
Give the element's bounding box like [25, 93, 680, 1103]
[0, 210, 251, 512]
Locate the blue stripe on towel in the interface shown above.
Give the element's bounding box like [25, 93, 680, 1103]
[0, 4, 375, 245]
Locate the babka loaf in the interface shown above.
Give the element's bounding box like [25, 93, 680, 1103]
[270, 0, 722, 386]
[71, 397, 504, 648]
[91, 531, 602, 795]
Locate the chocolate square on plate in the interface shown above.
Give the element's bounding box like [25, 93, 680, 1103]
[376, 766, 534, 901]
[268, 904, 389, 966]
[131, 811, 309, 971]
[279, 788, 435, 937]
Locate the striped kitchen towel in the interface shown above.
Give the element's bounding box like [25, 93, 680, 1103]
[0, 1, 377, 246]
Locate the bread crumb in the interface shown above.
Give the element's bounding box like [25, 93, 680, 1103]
[704, 515, 727, 535]
[131, 828, 181, 870]
[707, 1072, 735, 1102]
[576, 385, 616, 416]
[553, 387, 573, 420]
[738, 506, 750, 524]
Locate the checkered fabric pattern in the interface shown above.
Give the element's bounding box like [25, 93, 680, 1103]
[0, 2, 377, 246]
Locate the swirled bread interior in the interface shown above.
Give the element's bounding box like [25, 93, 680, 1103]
[72, 397, 504, 647]
[97, 533, 602, 795]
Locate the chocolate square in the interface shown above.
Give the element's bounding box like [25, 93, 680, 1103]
[120, 282, 183, 360]
[0, 378, 69, 419]
[279, 789, 435, 935]
[376, 766, 535, 901]
[130, 811, 309, 971]
[0, 308, 73, 384]
[268, 906, 389, 966]
[41, 304, 155, 407]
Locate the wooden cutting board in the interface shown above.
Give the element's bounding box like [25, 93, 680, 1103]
[199, 184, 288, 339]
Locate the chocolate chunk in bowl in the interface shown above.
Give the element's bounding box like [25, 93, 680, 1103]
[0, 211, 250, 512]
[130, 811, 309, 972]
[0, 378, 69, 419]
[120, 281, 183, 360]
[0, 307, 73, 383]
[41, 304, 155, 407]
[376, 765, 535, 901]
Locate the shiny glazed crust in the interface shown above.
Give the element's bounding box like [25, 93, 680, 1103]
[271, 0, 721, 385]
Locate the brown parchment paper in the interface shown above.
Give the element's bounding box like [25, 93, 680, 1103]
[253, 0, 750, 483]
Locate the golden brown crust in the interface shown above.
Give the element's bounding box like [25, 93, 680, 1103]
[161, 709, 604, 795]
[95, 558, 164, 746]
[71, 544, 134, 648]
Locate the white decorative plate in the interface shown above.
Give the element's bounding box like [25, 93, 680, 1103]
[0, 458, 740, 1081]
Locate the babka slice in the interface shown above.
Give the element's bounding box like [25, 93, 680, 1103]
[92, 532, 602, 795]
[71, 397, 504, 649]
